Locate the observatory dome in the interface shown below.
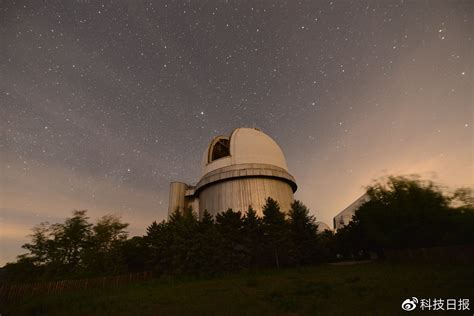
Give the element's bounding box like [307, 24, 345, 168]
[316, 222, 332, 234]
[201, 127, 289, 176]
[169, 127, 297, 218]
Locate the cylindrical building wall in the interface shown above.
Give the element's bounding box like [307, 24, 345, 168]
[198, 177, 294, 218]
[168, 182, 187, 216]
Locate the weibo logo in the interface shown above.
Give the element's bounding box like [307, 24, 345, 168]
[401, 297, 418, 311]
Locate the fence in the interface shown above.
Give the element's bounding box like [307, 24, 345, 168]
[0, 271, 153, 301]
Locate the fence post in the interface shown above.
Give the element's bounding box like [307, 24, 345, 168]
[1, 270, 157, 301]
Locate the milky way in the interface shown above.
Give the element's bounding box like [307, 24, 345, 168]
[1, 0, 472, 265]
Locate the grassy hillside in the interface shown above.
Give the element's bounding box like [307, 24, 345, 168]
[2, 262, 473, 315]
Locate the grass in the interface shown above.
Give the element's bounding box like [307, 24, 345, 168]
[2, 262, 473, 315]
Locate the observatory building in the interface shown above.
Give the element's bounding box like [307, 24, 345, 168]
[168, 127, 297, 218]
[315, 222, 332, 234]
[333, 193, 370, 230]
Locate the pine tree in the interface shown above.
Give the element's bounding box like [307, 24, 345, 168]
[288, 200, 318, 265]
[195, 210, 220, 275]
[167, 206, 199, 275]
[145, 220, 171, 274]
[215, 209, 244, 271]
[262, 197, 288, 268]
[242, 206, 263, 269]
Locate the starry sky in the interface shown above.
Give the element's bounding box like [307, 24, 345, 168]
[1, 0, 473, 265]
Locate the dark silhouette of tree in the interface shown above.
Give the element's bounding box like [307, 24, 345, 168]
[145, 220, 170, 274]
[445, 187, 474, 245]
[338, 176, 474, 257]
[122, 236, 148, 272]
[194, 210, 220, 275]
[83, 215, 129, 274]
[334, 220, 368, 259]
[287, 200, 319, 265]
[215, 209, 245, 271]
[167, 206, 200, 275]
[48, 210, 92, 275]
[20, 222, 51, 266]
[450, 187, 474, 210]
[318, 230, 337, 261]
[1, 260, 37, 281]
[242, 206, 263, 269]
[13, 210, 131, 280]
[261, 197, 289, 268]
[7, 176, 471, 282]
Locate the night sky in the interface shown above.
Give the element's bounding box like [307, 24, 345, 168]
[1, 0, 472, 265]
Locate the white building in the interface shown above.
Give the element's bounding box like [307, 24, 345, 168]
[315, 222, 332, 234]
[333, 193, 370, 230]
[168, 127, 297, 218]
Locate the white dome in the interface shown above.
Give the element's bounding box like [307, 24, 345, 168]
[316, 222, 332, 234]
[201, 127, 289, 176]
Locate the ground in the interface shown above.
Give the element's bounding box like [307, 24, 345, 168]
[2, 262, 473, 315]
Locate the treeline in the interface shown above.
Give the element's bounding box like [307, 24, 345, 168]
[143, 199, 323, 276]
[335, 176, 474, 258]
[1, 212, 130, 282]
[1, 176, 473, 282]
[1, 198, 327, 281]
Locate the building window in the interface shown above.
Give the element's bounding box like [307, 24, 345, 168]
[209, 137, 230, 162]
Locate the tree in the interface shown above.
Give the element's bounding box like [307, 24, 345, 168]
[242, 206, 263, 269]
[318, 229, 337, 262]
[122, 236, 148, 272]
[16, 210, 134, 279]
[342, 176, 474, 256]
[83, 214, 129, 274]
[167, 206, 200, 275]
[287, 200, 319, 265]
[334, 220, 368, 259]
[22, 210, 93, 276]
[21, 222, 51, 266]
[445, 187, 474, 245]
[215, 209, 245, 271]
[262, 197, 289, 268]
[54, 210, 92, 272]
[0, 258, 44, 282]
[145, 220, 171, 274]
[450, 187, 474, 210]
[194, 210, 220, 275]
